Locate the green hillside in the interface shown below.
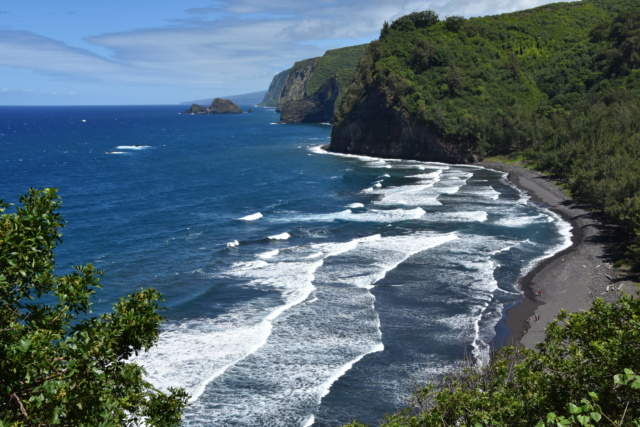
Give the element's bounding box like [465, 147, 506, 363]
[336, 0, 640, 263]
[305, 44, 368, 99]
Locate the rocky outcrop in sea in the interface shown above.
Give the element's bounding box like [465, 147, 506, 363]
[183, 98, 242, 115]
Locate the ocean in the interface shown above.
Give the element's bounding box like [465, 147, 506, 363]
[0, 105, 571, 426]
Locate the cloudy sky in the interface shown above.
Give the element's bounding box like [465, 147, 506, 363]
[0, 0, 573, 105]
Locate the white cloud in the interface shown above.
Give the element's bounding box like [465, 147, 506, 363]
[0, 31, 129, 78]
[0, 0, 577, 104]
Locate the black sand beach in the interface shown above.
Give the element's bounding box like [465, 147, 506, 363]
[480, 161, 637, 349]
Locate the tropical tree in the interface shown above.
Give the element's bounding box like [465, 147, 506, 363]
[0, 188, 188, 426]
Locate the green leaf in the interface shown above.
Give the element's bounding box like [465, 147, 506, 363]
[590, 412, 602, 422]
[568, 403, 582, 415]
[577, 414, 590, 425]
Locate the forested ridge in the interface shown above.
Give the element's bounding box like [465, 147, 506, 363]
[335, 0, 640, 264]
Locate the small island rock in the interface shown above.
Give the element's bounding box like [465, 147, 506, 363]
[183, 98, 243, 114]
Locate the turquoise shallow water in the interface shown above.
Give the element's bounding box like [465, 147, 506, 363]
[0, 105, 571, 425]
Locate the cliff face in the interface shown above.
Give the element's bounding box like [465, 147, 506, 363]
[264, 45, 367, 123]
[279, 77, 339, 123]
[329, 87, 476, 163]
[276, 58, 319, 112]
[259, 70, 290, 107]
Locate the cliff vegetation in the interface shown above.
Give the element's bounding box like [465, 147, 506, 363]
[262, 44, 366, 123]
[332, 0, 640, 264]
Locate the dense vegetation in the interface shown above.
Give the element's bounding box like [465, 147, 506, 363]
[336, 0, 640, 263]
[304, 44, 368, 100]
[0, 189, 188, 425]
[348, 295, 640, 426]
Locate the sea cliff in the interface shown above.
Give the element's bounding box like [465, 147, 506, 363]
[261, 45, 367, 123]
[329, 85, 475, 163]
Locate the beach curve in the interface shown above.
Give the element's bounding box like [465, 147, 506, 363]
[480, 161, 637, 349]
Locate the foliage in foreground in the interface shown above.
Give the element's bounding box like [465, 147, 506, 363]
[0, 189, 189, 425]
[347, 295, 640, 426]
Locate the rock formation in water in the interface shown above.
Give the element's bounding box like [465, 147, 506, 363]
[183, 98, 242, 114]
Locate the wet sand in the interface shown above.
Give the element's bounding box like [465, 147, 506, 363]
[480, 161, 637, 349]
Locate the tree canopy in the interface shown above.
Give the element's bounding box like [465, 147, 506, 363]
[0, 188, 188, 425]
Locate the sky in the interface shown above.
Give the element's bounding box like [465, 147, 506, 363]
[0, 0, 575, 106]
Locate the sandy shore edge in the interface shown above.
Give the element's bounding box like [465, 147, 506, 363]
[479, 161, 636, 349]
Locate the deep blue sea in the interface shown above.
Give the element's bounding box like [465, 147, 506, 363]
[0, 105, 571, 426]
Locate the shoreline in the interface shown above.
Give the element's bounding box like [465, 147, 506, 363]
[480, 161, 636, 349]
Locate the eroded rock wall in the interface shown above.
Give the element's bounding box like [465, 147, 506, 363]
[276, 58, 319, 112]
[329, 87, 476, 164]
[279, 77, 338, 123]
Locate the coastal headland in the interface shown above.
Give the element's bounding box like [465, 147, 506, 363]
[481, 161, 638, 349]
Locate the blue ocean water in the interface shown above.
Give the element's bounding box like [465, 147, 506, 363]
[0, 105, 571, 426]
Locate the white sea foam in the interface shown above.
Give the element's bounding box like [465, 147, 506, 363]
[137, 159, 570, 423]
[330, 232, 458, 290]
[314, 342, 385, 403]
[494, 213, 552, 227]
[369, 183, 443, 207]
[352, 207, 427, 222]
[238, 212, 263, 221]
[435, 211, 488, 223]
[307, 145, 389, 163]
[116, 145, 151, 150]
[494, 171, 531, 206]
[276, 207, 427, 223]
[142, 231, 461, 423]
[480, 186, 501, 200]
[268, 232, 291, 240]
[423, 233, 522, 365]
[364, 168, 474, 207]
[346, 202, 365, 208]
[226, 240, 240, 248]
[519, 208, 573, 277]
[132, 316, 273, 402]
[258, 249, 280, 259]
